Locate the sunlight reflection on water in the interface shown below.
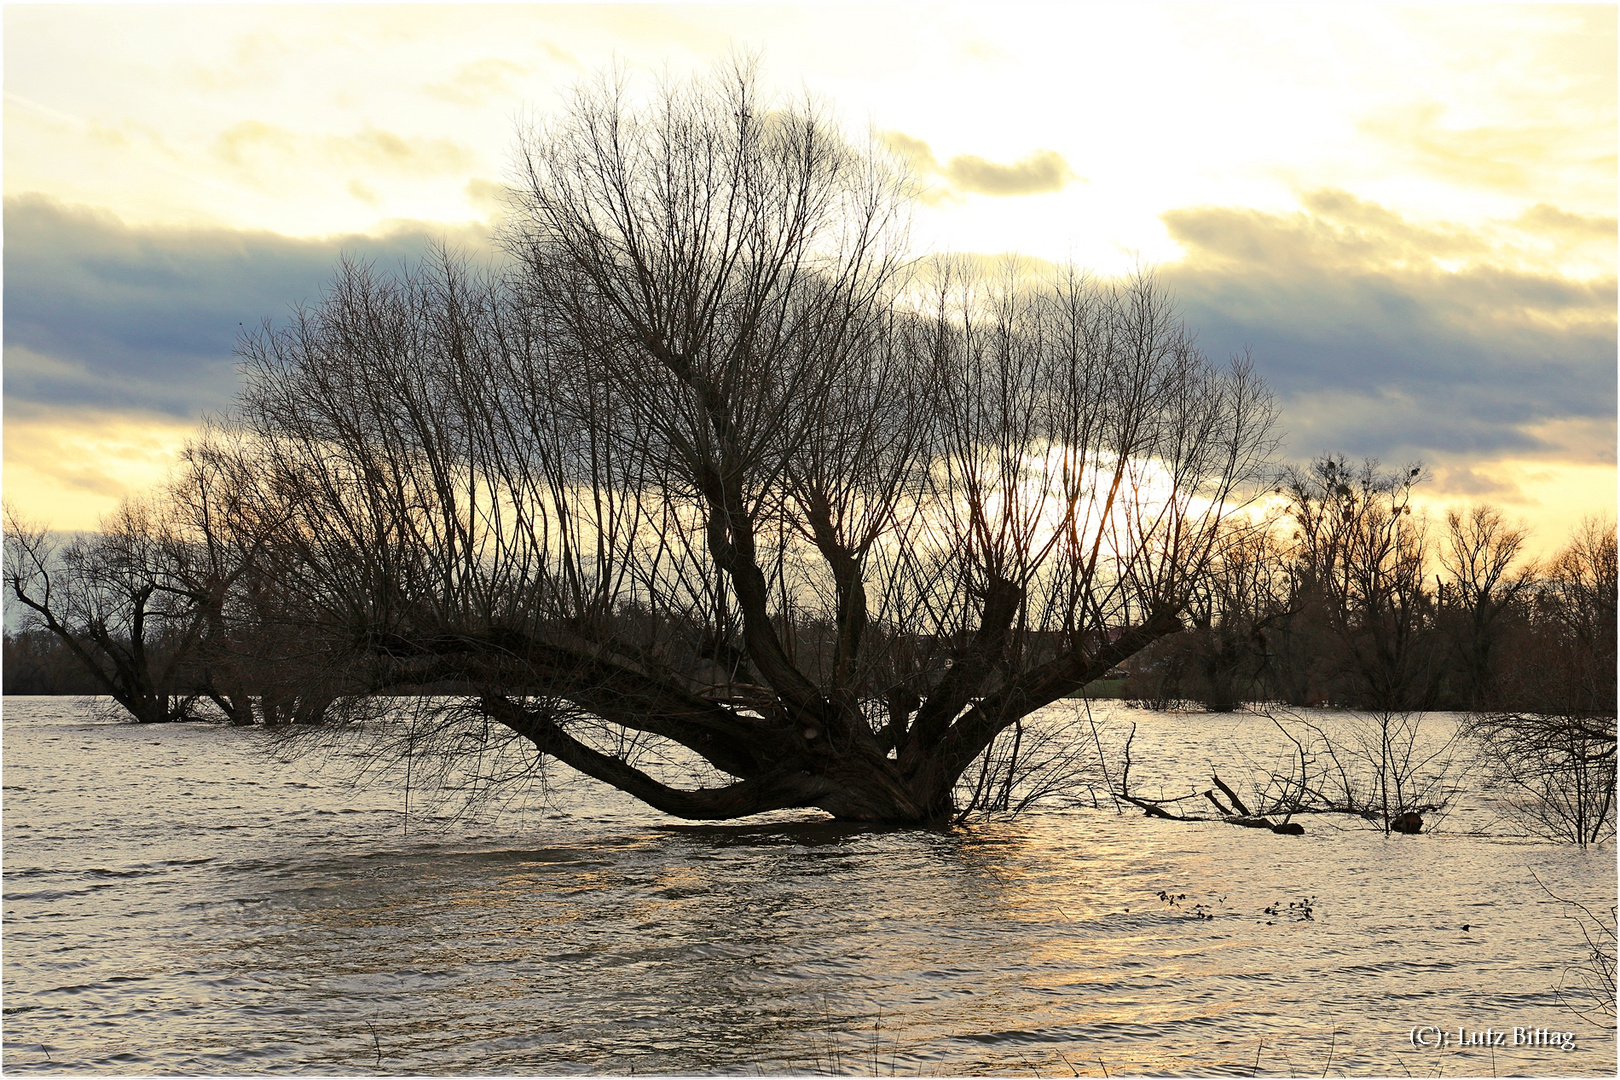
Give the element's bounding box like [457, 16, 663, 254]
[2, 697, 1614, 1075]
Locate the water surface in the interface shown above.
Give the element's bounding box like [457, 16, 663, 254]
[3, 697, 1614, 1075]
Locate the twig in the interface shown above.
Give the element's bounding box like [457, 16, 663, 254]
[1118, 791, 1184, 819]
[1084, 699, 1122, 813]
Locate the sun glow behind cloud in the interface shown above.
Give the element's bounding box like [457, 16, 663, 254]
[3, 406, 198, 531]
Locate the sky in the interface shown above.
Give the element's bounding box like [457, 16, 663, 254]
[4, 3, 1615, 557]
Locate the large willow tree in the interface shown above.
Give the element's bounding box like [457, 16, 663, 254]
[230, 65, 1277, 824]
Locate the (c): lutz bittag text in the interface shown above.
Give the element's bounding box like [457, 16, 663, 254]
[1410, 1026, 1575, 1051]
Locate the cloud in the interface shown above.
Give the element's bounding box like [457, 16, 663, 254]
[1360, 101, 1615, 193]
[1158, 190, 1616, 467]
[347, 179, 382, 206]
[3, 194, 488, 418]
[944, 150, 1075, 197]
[213, 121, 477, 177]
[1426, 461, 1525, 501]
[180, 29, 297, 92]
[2, 402, 199, 532]
[424, 58, 532, 106]
[464, 177, 511, 223]
[882, 131, 1080, 203]
[1516, 202, 1617, 238]
[536, 39, 581, 69]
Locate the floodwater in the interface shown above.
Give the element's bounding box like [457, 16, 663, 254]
[3, 696, 1614, 1076]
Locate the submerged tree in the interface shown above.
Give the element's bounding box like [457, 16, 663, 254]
[1470, 517, 1617, 847]
[225, 64, 1278, 825]
[5, 500, 209, 724]
[1436, 504, 1537, 711]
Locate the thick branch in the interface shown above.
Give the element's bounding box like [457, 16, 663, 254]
[369, 627, 789, 777]
[900, 574, 1024, 772]
[803, 489, 867, 685]
[480, 694, 832, 820]
[921, 607, 1185, 798]
[695, 470, 830, 725]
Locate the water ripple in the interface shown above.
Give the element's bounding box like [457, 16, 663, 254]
[3, 697, 1614, 1075]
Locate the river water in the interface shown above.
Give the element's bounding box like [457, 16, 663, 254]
[3, 696, 1614, 1076]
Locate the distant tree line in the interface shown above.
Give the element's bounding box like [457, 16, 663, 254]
[1114, 458, 1615, 846]
[14, 459, 1610, 723]
[1121, 458, 1615, 720]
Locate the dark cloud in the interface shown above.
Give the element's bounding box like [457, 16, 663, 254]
[1159, 190, 1616, 465]
[3, 194, 486, 417]
[7, 188, 1611, 484]
[882, 132, 1079, 202]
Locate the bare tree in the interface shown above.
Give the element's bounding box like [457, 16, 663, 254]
[1537, 515, 1618, 716]
[1279, 456, 1438, 711]
[167, 430, 352, 725]
[5, 501, 204, 723]
[1470, 517, 1616, 847]
[1438, 504, 1536, 710]
[226, 64, 1278, 824]
[1166, 513, 1289, 710]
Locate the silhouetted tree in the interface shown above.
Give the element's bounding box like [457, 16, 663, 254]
[1471, 517, 1617, 846]
[5, 501, 206, 723]
[1273, 457, 1439, 710]
[1435, 505, 1536, 711]
[226, 64, 1279, 824]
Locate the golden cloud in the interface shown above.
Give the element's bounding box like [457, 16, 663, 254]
[214, 121, 477, 177]
[1360, 101, 1615, 193]
[180, 30, 297, 93]
[1516, 203, 1617, 238]
[881, 131, 1080, 204]
[945, 150, 1075, 197]
[424, 58, 532, 107]
[347, 179, 382, 206]
[1168, 188, 1615, 289]
[2, 405, 198, 532]
[464, 177, 508, 219]
[1418, 456, 1616, 559]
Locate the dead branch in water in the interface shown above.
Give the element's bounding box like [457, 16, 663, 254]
[1102, 724, 1305, 834]
[1098, 707, 1462, 837]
